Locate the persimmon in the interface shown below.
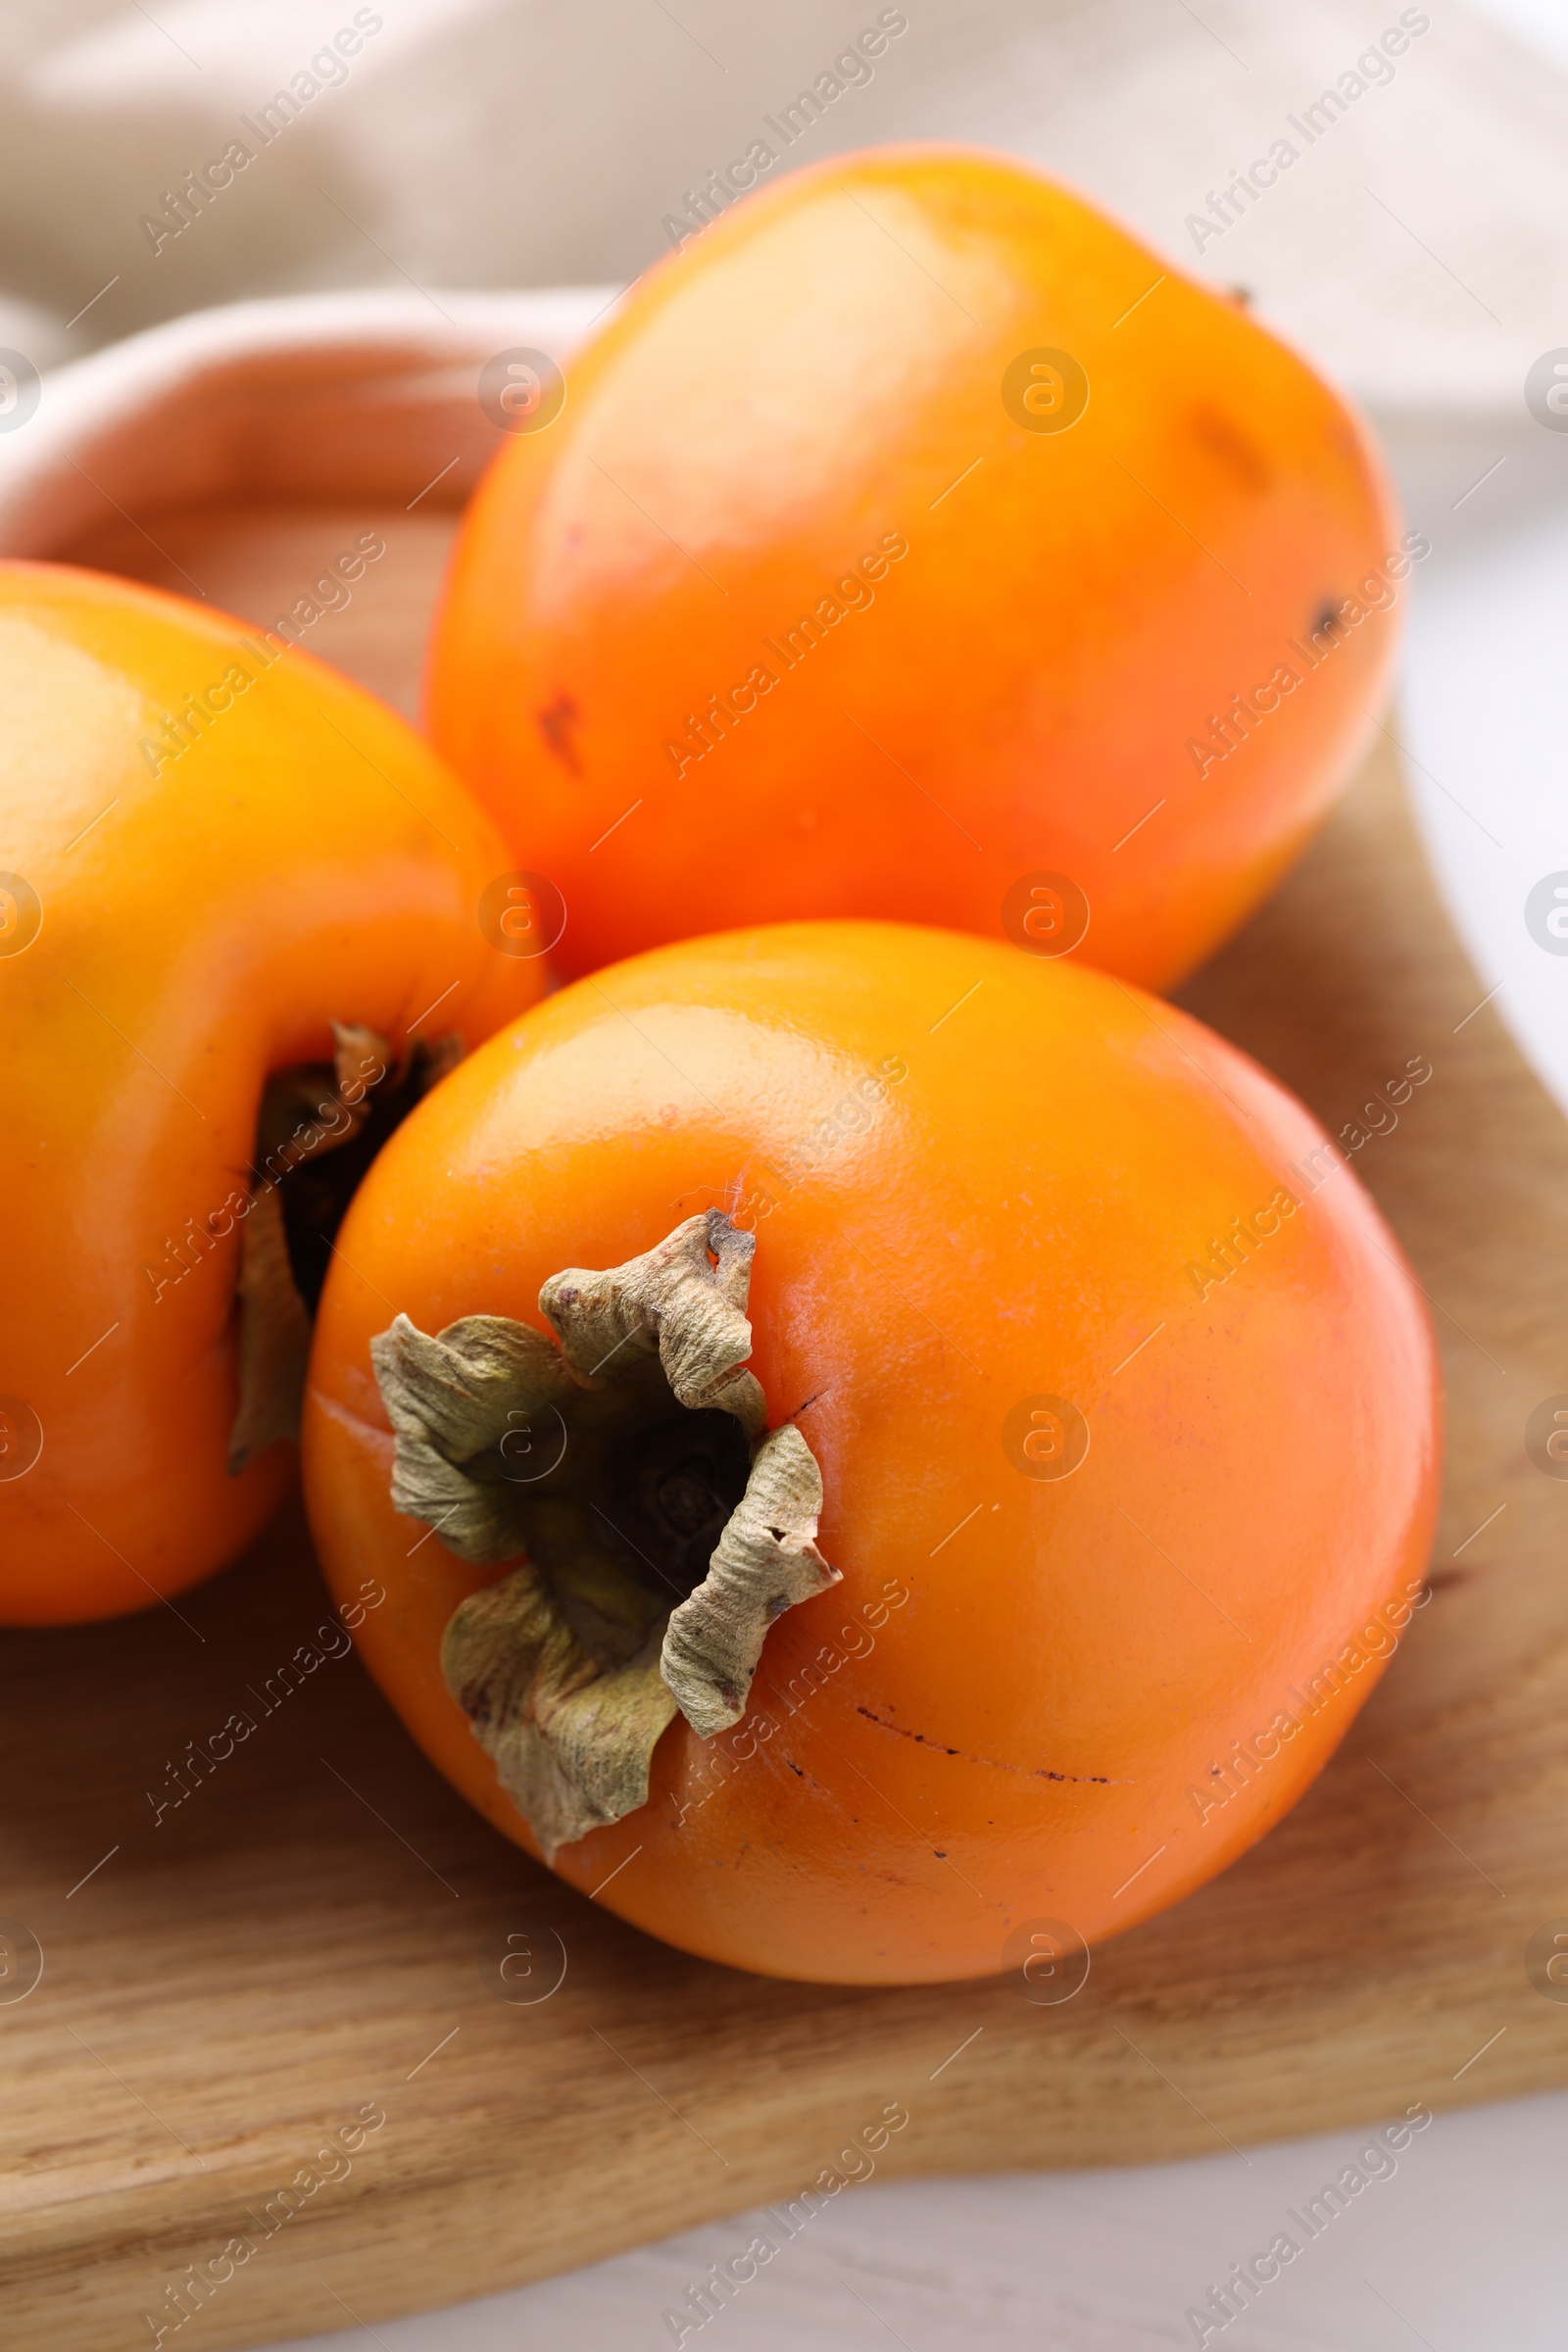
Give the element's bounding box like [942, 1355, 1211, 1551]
[301, 921, 1440, 1984]
[426, 144, 1407, 992]
[0, 561, 541, 1625]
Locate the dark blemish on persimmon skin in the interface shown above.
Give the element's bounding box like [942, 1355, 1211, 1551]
[859, 1710, 961, 1758]
[536, 692, 583, 774]
[856, 1705, 1113, 1783]
[1189, 402, 1273, 494]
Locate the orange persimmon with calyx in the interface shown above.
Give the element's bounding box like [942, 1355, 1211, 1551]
[301, 921, 1440, 1985]
[427, 144, 1406, 991]
[0, 562, 542, 1624]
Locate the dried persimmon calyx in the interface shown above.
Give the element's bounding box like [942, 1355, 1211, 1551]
[227, 1023, 463, 1474]
[369, 1210, 839, 1857]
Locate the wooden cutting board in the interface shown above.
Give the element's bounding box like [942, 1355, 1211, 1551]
[5, 503, 1566, 2352]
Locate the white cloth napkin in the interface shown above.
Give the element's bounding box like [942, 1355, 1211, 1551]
[2, 0, 1566, 417]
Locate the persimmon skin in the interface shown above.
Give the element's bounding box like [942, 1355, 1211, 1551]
[427, 144, 1402, 991]
[302, 921, 1440, 1985]
[0, 562, 541, 1625]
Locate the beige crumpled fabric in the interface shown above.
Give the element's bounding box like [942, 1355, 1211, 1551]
[0, 0, 1563, 414]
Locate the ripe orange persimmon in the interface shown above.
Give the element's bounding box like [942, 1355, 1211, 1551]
[427, 145, 1406, 991]
[0, 562, 541, 1624]
[302, 921, 1440, 1984]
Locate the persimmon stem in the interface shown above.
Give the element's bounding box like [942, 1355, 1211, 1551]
[227, 1024, 461, 1476]
[371, 1211, 839, 1857]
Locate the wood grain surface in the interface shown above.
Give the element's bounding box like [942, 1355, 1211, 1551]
[4, 504, 1566, 2352]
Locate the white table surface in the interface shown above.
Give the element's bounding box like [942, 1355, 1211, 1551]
[273, 2090, 1568, 2350]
